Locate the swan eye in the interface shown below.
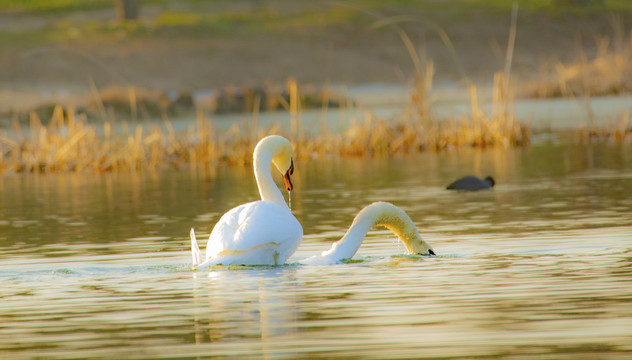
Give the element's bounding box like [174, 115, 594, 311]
[288, 159, 294, 175]
[428, 249, 436, 256]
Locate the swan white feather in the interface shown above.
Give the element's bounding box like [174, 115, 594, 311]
[191, 135, 302, 268]
[302, 202, 434, 265]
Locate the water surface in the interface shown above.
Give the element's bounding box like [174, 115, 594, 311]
[1, 139, 631, 359]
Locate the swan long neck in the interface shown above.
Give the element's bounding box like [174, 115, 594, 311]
[320, 202, 431, 262]
[254, 138, 289, 209]
[321, 214, 375, 261]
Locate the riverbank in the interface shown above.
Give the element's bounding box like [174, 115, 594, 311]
[1, 0, 632, 118]
[1, 1, 631, 174]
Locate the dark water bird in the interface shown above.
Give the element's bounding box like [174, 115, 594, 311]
[446, 176, 495, 191]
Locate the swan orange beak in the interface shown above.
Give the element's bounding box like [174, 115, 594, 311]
[282, 159, 294, 192]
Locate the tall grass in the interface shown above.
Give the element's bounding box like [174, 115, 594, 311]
[574, 111, 631, 143]
[522, 32, 632, 98]
[0, 107, 271, 174]
[0, 74, 531, 174]
[327, 70, 529, 157]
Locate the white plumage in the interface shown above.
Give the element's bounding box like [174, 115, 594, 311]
[191, 135, 303, 268]
[302, 202, 434, 265]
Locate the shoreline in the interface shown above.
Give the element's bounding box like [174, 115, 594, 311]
[2, 82, 630, 133]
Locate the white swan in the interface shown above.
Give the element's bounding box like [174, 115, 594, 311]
[302, 202, 435, 265]
[191, 135, 303, 268]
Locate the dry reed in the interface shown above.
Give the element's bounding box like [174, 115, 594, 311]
[318, 69, 529, 158]
[0, 74, 531, 174]
[522, 33, 632, 98]
[574, 111, 631, 143]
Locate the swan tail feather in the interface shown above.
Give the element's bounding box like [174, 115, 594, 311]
[190, 227, 202, 268]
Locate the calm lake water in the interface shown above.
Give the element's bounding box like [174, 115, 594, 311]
[1, 137, 631, 359]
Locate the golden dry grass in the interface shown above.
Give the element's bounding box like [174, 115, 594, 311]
[0, 75, 531, 174]
[316, 70, 529, 157]
[522, 33, 632, 98]
[574, 111, 631, 143]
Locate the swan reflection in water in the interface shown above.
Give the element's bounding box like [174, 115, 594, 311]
[191, 268, 301, 353]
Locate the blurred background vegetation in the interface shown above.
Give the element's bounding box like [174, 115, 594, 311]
[0, 0, 630, 173]
[2, 0, 631, 90]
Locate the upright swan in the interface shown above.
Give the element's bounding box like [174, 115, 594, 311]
[302, 202, 434, 265]
[191, 135, 303, 268]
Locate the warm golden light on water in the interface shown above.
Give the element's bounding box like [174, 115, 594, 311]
[1, 140, 631, 358]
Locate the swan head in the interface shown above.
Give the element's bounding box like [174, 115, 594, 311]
[364, 202, 435, 256]
[271, 145, 294, 192]
[400, 231, 435, 256]
[255, 135, 295, 192]
[484, 176, 496, 187]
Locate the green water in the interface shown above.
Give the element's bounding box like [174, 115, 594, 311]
[1, 138, 631, 359]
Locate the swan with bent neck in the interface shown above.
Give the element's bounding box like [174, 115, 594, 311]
[190, 135, 302, 268]
[302, 202, 435, 265]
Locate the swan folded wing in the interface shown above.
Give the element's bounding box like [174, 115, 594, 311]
[191, 228, 202, 267]
[205, 201, 302, 265]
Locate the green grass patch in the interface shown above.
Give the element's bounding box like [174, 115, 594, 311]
[2, 0, 630, 42]
[4, 0, 632, 15]
[361, 0, 632, 16]
[151, 7, 360, 37]
[0, 0, 112, 14]
[0, 4, 362, 41]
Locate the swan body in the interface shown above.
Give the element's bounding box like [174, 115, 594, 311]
[302, 202, 434, 265]
[191, 135, 302, 268]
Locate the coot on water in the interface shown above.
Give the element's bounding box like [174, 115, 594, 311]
[446, 176, 495, 191]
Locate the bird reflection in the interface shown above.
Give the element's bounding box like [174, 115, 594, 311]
[191, 268, 300, 355]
